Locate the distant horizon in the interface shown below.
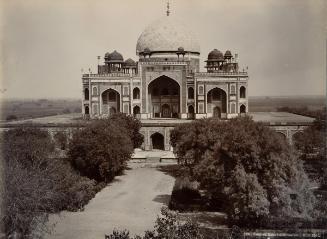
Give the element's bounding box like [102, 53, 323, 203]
[1, 94, 326, 101]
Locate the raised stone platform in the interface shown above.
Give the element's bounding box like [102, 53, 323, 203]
[0, 112, 315, 149]
[0, 112, 314, 128]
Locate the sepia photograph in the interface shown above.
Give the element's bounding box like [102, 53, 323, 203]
[0, 0, 326, 238]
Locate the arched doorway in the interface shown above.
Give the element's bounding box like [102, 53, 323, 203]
[161, 104, 171, 118]
[207, 88, 227, 118]
[188, 105, 195, 119]
[240, 104, 246, 114]
[109, 107, 116, 115]
[101, 89, 120, 115]
[84, 105, 89, 114]
[148, 75, 180, 118]
[151, 132, 165, 150]
[133, 105, 140, 116]
[213, 106, 221, 118]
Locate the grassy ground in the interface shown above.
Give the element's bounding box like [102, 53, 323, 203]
[0, 99, 81, 121]
[249, 95, 325, 112]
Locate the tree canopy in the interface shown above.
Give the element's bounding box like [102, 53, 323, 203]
[2, 127, 98, 238]
[68, 114, 143, 182]
[170, 116, 315, 226]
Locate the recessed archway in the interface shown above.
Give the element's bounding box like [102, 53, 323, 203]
[240, 104, 246, 114]
[102, 89, 120, 115]
[207, 88, 227, 118]
[213, 106, 221, 118]
[84, 105, 89, 114]
[240, 86, 246, 98]
[151, 132, 165, 150]
[188, 105, 195, 119]
[148, 75, 180, 118]
[188, 87, 194, 99]
[133, 87, 140, 99]
[133, 105, 140, 116]
[161, 104, 171, 118]
[109, 107, 116, 115]
[84, 88, 89, 100]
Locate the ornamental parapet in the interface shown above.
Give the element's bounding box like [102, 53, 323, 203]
[195, 71, 248, 77]
[139, 60, 188, 66]
[82, 73, 138, 78]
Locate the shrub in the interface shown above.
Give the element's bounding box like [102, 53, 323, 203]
[68, 118, 135, 182]
[105, 207, 203, 239]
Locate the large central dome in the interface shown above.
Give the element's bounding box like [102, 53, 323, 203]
[136, 16, 200, 54]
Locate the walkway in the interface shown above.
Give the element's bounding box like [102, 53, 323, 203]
[46, 163, 175, 239]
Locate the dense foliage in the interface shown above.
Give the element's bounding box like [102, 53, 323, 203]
[1, 128, 99, 238]
[109, 113, 144, 149]
[170, 116, 315, 226]
[53, 131, 68, 150]
[68, 114, 143, 182]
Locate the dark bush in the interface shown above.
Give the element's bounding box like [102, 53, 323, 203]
[6, 114, 18, 121]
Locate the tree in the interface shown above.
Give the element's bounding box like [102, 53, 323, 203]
[109, 113, 144, 148]
[171, 116, 315, 226]
[2, 128, 55, 167]
[68, 118, 134, 182]
[1, 127, 99, 238]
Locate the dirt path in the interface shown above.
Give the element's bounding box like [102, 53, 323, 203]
[46, 163, 175, 239]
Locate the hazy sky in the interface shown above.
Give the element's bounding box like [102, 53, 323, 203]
[1, 0, 326, 99]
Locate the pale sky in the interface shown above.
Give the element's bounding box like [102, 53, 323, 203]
[0, 0, 326, 99]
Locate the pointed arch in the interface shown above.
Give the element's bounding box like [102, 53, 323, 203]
[151, 132, 165, 150]
[133, 87, 140, 99]
[240, 104, 246, 113]
[240, 86, 246, 98]
[84, 88, 89, 100]
[188, 87, 194, 99]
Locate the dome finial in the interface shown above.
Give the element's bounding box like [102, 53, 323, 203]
[166, 1, 170, 16]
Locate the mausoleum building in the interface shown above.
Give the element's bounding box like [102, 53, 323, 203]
[82, 14, 249, 150]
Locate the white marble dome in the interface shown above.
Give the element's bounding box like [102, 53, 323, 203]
[136, 16, 200, 54]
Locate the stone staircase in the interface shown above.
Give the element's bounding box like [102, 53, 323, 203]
[146, 156, 161, 163]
